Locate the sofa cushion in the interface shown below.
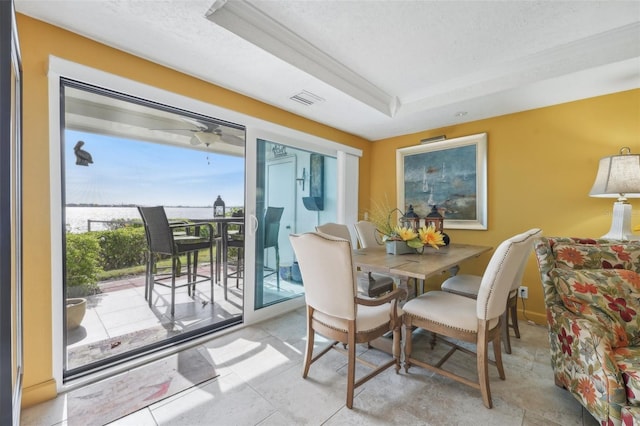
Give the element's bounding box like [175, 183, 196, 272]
[552, 242, 640, 271]
[614, 347, 640, 406]
[550, 268, 640, 347]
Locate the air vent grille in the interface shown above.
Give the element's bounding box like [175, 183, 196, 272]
[290, 90, 325, 106]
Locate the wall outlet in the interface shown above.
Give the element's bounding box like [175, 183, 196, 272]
[519, 286, 528, 299]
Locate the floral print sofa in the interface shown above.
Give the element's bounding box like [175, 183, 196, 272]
[535, 237, 640, 425]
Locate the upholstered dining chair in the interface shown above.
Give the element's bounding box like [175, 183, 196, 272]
[316, 222, 394, 298]
[289, 232, 406, 409]
[440, 228, 542, 354]
[402, 229, 539, 408]
[138, 206, 215, 316]
[354, 220, 385, 249]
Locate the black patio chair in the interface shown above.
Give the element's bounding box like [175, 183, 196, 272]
[138, 206, 215, 316]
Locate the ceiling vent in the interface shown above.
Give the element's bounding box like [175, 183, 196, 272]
[290, 90, 325, 106]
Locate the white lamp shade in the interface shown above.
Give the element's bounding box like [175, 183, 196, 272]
[589, 153, 640, 199]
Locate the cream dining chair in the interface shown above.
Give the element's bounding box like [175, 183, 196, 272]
[289, 232, 405, 409]
[402, 229, 539, 408]
[353, 220, 384, 249]
[316, 222, 394, 297]
[440, 228, 542, 354]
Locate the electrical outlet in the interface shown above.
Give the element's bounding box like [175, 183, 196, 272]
[519, 286, 528, 299]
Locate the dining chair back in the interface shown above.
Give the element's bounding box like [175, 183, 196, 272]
[315, 222, 352, 242]
[440, 228, 542, 353]
[354, 220, 384, 249]
[402, 228, 541, 408]
[316, 222, 394, 297]
[289, 232, 405, 409]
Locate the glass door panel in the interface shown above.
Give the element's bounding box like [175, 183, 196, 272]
[254, 139, 336, 309]
[61, 80, 245, 378]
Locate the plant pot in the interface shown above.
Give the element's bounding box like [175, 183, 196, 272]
[385, 240, 416, 255]
[291, 261, 303, 283]
[66, 298, 87, 330]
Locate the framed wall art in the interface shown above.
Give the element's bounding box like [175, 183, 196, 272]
[396, 133, 487, 230]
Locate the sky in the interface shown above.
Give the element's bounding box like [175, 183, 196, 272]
[64, 130, 245, 207]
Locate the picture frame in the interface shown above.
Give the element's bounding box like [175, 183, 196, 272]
[396, 133, 487, 230]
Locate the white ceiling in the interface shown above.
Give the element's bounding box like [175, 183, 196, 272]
[15, 0, 640, 141]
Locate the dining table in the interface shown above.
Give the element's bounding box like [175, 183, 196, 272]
[353, 242, 492, 354]
[352, 242, 492, 297]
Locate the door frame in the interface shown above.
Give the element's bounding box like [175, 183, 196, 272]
[47, 56, 362, 390]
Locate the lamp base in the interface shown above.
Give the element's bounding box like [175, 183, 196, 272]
[602, 202, 640, 241]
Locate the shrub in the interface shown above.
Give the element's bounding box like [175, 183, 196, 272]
[65, 233, 103, 297]
[96, 227, 147, 270]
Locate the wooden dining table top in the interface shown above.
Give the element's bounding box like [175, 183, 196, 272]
[352, 243, 492, 281]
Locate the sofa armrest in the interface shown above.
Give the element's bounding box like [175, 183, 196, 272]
[547, 303, 629, 423]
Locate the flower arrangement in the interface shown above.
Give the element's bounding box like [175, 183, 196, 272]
[368, 196, 446, 251]
[392, 224, 446, 250]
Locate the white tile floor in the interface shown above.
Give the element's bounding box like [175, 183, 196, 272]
[24, 307, 599, 426]
[66, 266, 304, 370]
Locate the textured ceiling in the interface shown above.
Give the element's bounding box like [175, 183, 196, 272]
[15, 0, 640, 141]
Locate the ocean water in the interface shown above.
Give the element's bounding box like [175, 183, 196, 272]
[65, 206, 223, 233]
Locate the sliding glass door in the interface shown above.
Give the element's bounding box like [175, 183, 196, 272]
[60, 80, 245, 378]
[254, 139, 336, 309]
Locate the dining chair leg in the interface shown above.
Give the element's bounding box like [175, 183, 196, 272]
[477, 320, 492, 408]
[501, 310, 512, 354]
[511, 298, 520, 338]
[302, 306, 315, 378]
[393, 322, 401, 373]
[346, 320, 356, 409]
[403, 319, 413, 373]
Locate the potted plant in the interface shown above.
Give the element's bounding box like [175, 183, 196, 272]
[65, 233, 103, 330]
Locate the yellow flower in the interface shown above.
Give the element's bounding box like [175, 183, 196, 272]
[418, 225, 445, 249]
[394, 226, 418, 242]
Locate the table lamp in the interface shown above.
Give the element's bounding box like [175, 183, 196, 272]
[589, 147, 640, 240]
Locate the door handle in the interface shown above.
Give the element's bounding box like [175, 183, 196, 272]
[249, 214, 259, 235]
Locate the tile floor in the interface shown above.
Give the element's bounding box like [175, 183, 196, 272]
[66, 265, 304, 369]
[23, 307, 599, 426]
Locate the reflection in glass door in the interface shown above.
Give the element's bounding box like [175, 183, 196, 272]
[255, 139, 336, 309]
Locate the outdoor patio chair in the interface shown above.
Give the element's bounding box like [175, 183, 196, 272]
[225, 206, 284, 298]
[138, 206, 215, 316]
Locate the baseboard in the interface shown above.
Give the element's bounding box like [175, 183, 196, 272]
[21, 379, 57, 408]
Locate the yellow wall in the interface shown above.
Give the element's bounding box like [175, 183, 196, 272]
[368, 88, 640, 324]
[16, 14, 372, 407]
[17, 13, 640, 407]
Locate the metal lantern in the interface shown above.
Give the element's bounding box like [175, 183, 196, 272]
[213, 195, 226, 217]
[425, 205, 444, 233]
[400, 205, 421, 231]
